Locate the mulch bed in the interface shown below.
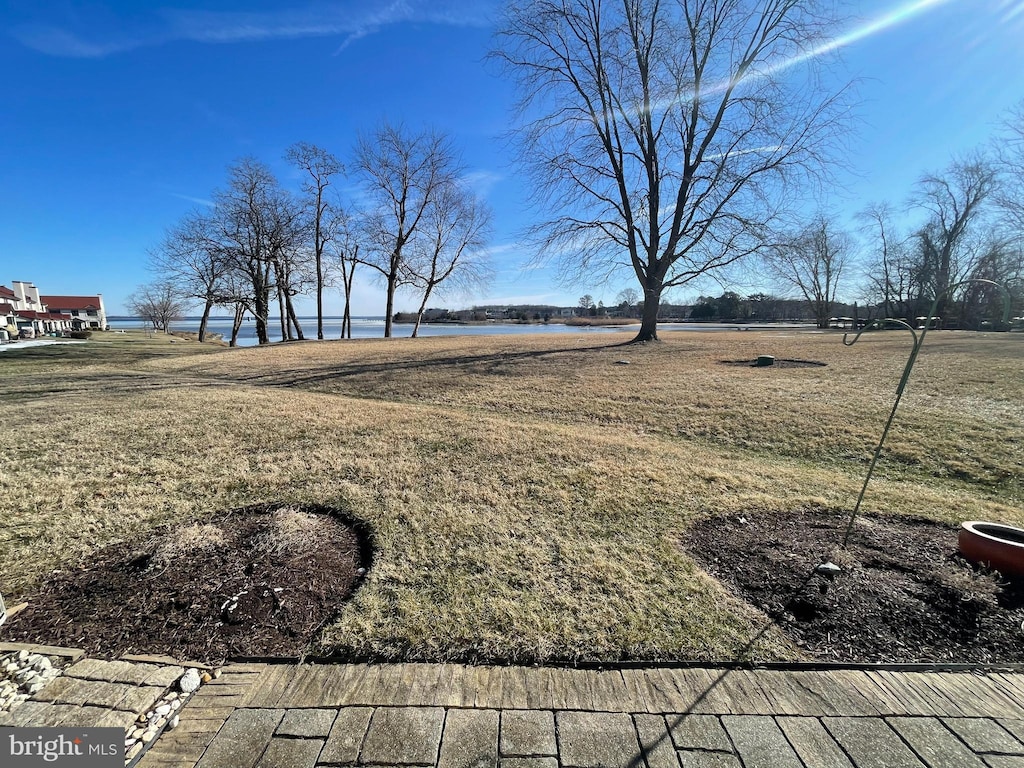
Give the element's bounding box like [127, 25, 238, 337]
[686, 509, 1024, 664]
[4, 503, 371, 664]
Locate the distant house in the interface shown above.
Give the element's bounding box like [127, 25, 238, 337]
[39, 293, 108, 330]
[0, 280, 106, 339]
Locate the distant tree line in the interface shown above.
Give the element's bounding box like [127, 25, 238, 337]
[136, 122, 493, 345]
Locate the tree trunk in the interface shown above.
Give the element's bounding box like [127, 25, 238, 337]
[411, 285, 434, 338]
[384, 275, 396, 338]
[230, 303, 245, 347]
[198, 298, 214, 342]
[276, 282, 288, 341]
[286, 293, 305, 340]
[343, 258, 356, 339]
[632, 285, 663, 342]
[315, 245, 324, 340]
[254, 287, 270, 345]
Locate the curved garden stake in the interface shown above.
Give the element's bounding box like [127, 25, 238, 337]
[838, 278, 1013, 549]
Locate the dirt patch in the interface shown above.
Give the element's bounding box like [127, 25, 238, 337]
[4, 503, 372, 664]
[685, 509, 1024, 664]
[719, 358, 827, 368]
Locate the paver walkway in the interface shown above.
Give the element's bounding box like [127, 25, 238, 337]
[137, 663, 1024, 768]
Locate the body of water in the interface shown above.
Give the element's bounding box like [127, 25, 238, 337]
[107, 316, 811, 346]
[108, 316, 633, 345]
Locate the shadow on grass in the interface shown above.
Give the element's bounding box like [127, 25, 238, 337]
[205, 340, 638, 391]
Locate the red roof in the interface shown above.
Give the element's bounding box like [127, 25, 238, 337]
[0, 285, 15, 298]
[39, 295, 101, 310]
[0, 302, 14, 314]
[15, 310, 71, 320]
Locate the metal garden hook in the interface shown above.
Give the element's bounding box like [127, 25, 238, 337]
[838, 278, 1013, 548]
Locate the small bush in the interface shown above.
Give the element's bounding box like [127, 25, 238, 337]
[68, 330, 92, 340]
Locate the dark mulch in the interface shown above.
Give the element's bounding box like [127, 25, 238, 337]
[685, 509, 1024, 664]
[720, 358, 827, 368]
[4, 503, 372, 664]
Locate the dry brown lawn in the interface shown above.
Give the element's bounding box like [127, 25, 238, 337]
[1, 328, 1021, 663]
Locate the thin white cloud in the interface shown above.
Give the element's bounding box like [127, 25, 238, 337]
[169, 192, 215, 207]
[11, 25, 141, 57]
[12, 0, 497, 59]
[460, 170, 503, 197]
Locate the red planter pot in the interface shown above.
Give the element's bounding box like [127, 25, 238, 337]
[959, 521, 1024, 577]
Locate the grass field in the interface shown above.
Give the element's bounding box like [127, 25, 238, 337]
[1, 328, 1021, 663]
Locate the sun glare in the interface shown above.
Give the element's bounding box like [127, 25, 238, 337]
[647, 0, 958, 115]
[796, 0, 957, 66]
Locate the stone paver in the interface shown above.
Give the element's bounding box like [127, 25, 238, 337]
[556, 712, 639, 768]
[776, 716, 854, 768]
[666, 715, 732, 752]
[823, 717, 927, 768]
[276, 708, 338, 738]
[500, 760, 558, 768]
[319, 706, 373, 764]
[500, 710, 557, 756]
[144, 665, 188, 688]
[195, 708, 283, 768]
[254, 737, 324, 768]
[944, 718, 1024, 755]
[1000, 721, 1024, 744]
[887, 716, 988, 768]
[721, 715, 802, 768]
[678, 755, 742, 768]
[64, 658, 158, 684]
[360, 707, 445, 765]
[117, 685, 167, 713]
[984, 758, 1024, 768]
[438, 709, 499, 768]
[633, 714, 678, 768]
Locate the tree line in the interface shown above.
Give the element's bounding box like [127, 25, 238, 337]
[131, 122, 492, 345]
[755, 110, 1024, 331]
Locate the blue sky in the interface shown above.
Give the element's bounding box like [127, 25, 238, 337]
[2, 0, 1023, 316]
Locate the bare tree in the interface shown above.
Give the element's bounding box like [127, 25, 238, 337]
[615, 287, 640, 308]
[858, 202, 917, 319]
[910, 155, 998, 317]
[127, 281, 189, 332]
[495, 0, 848, 342]
[960, 238, 1024, 328]
[405, 183, 493, 337]
[150, 210, 231, 342]
[994, 100, 1024, 235]
[355, 122, 462, 337]
[767, 215, 852, 328]
[324, 205, 362, 339]
[287, 142, 343, 340]
[212, 158, 306, 345]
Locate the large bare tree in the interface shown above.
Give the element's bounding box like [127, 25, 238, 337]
[355, 122, 462, 337]
[287, 142, 343, 340]
[405, 183, 493, 337]
[495, 0, 848, 341]
[911, 155, 998, 317]
[213, 158, 306, 345]
[766, 214, 852, 328]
